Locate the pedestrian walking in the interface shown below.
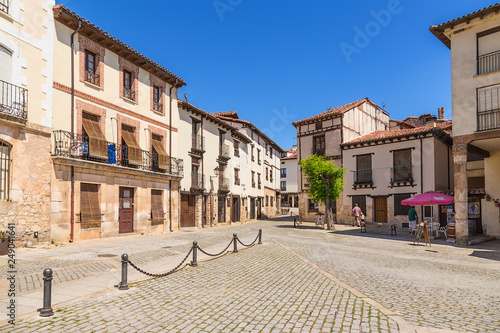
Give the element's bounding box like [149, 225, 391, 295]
[352, 204, 362, 227]
[408, 205, 418, 231]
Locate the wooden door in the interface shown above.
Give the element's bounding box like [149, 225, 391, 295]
[232, 197, 240, 222]
[250, 198, 255, 219]
[218, 196, 226, 223]
[373, 196, 388, 223]
[119, 187, 134, 233]
[181, 194, 196, 228]
[257, 198, 262, 219]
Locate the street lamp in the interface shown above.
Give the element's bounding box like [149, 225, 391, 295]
[214, 166, 220, 176]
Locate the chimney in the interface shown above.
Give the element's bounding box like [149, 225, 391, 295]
[438, 107, 444, 120]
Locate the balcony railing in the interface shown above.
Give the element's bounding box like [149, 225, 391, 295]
[219, 143, 230, 158]
[354, 169, 373, 185]
[281, 173, 286, 178]
[85, 70, 100, 86]
[281, 185, 287, 191]
[124, 88, 136, 101]
[0, 0, 9, 14]
[219, 177, 230, 191]
[53, 130, 183, 176]
[0, 80, 28, 120]
[478, 108, 500, 131]
[234, 149, 240, 157]
[258, 182, 262, 189]
[313, 147, 325, 156]
[392, 165, 413, 183]
[153, 102, 163, 113]
[191, 173, 204, 189]
[192, 134, 205, 152]
[478, 50, 500, 75]
[234, 178, 240, 185]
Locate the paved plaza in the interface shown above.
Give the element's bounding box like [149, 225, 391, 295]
[1, 219, 499, 332]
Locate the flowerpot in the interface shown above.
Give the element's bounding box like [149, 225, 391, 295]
[0, 238, 8, 255]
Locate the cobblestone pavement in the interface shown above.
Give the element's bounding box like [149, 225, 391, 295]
[2, 240, 399, 333]
[1, 219, 499, 332]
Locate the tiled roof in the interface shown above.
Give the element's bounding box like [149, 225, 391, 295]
[215, 115, 284, 153]
[292, 98, 387, 127]
[212, 111, 239, 119]
[341, 122, 452, 146]
[281, 152, 297, 160]
[441, 188, 485, 196]
[178, 101, 251, 143]
[53, 5, 185, 87]
[430, 3, 500, 48]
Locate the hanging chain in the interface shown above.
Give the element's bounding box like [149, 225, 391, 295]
[236, 233, 259, 247]
[198, 239, 234, 257]
[128, 247, 193, 278]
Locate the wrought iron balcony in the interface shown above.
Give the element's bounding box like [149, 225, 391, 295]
[124, 88, 136, 101]
[219, 177, 230, 191]
[153, 102, 163, 113]
[84, 70, 100, 86]
[234, 149, 240, 157]
[0, 80, 28, 121]
[478, 108, 500, 131]
[191, 173, 204, 189]
[219, 143, 230, 159]
[478, 50, 500, 75]
[53, 130, 183, 176]
[0, 0, 8, 14]
[234, 178, 240, 185]
[191, 134, 205, 153]
[313, 147, 325, 156]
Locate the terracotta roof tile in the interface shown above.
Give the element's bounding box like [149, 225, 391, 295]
[341, 122, 452, 146]
[281, 152, 297, 160]
[212, 111, 239, 119]
[292, 98, 387, 127]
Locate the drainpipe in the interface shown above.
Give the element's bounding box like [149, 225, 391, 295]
[201, 117, 204, 228]
[420, 137, 424, 219]
[169, 79, 178, 232]
[70, 21, 82, 243]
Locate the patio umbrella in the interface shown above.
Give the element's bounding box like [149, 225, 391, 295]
[401, 191, 455, 238]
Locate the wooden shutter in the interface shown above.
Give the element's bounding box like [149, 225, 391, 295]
[151, 190, 164, 225]
[0, 45, 12, 83]
[356, 154, 372, 183]
[82, 115, 108, 159]
[152, 137, 169, 170]
[122, 127, 142, 166]
[394, 193, 412, 216]
[394, 149, 411, 181]
[80, 183, 101, 228]
[351, 195, 366, 216]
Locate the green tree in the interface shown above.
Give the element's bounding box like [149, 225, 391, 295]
[300, 154, 345, 229]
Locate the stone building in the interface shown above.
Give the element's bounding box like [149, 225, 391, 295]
[50, 6, 185, 241]
[0, 0, 55, 245]
[341, 119, 453, 228]
[292, 98, 389, 223]
[280, 147, 299, 216]
[431, 4, 500, 244]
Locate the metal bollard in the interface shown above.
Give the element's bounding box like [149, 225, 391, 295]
[191, 241, 198, 267]
[294, 218, 297, 228]
[233, 233, 238, 253]
[118, 254, 129, 290]
[258, 229, 262, 244]
[37, 268, 54, 317]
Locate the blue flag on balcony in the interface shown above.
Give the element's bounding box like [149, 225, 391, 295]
[108, 144, 116, 164]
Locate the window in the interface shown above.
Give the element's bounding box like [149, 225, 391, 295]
[151, 134, 169, 171]
[477, 27, 500, 75]
[121, 125, 142, 166]
[271, 196, 274, 207]
[266, 167, 268, 180]
[257, 149, 261, 164]
[281, 152, 287, 158]
[0, 45, 12, 83]
[393, 149, 412, 182]
[355, 154, 372, 184]
[316, 122, 322, 130]
[153, 85, 162, 112]
[123, 70, 135, 101]
[269, 147, 273, 156]
[81, 113, 108, 160]
[151, 190, 164, 225]
[477, 84, 500, 131]
[270, 170, 273, 182]
[251, 146, 255, 161]
[281, 181, 286, 192]
[251, 171, 255, 187]
[394, 193, 412, 216]
[234, 141, 240, 157]
[0, 141, 11, 200]
[80, 183, 101, 229]
[266, 195, 269, 206]
[351, 195, 366, 216]
[313, 136, 325, 156]
[0, 0, 9, 14]
[281, 168, 287, 178]
[257, 173, 261, 188]
[308, 199, 319, 212]
[84, 50, 98, 85]
[234, 169, 240, 185]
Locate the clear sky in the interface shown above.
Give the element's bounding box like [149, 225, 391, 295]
[55, 0, 496, 149]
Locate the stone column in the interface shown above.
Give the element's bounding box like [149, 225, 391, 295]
[453, 143, 469, 246]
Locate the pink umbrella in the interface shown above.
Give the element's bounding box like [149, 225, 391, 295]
[401, 191, 454, 206]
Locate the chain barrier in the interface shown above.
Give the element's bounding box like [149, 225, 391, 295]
[236, 233, 260, 247]
[127, 247, 193, 278]
[197, 238, 234, 257]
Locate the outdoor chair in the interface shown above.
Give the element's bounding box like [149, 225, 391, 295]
[438, 225, 448, 240]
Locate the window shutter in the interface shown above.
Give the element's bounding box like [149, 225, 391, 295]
[80, 183, 101, 228]
[352, 195, 366, 216]
[151, 190, 164, 225]
[152, 137, 169, 170]
[394, 193, 412, 216]
[121, 127, 142, 166]
[356, 155, 372, 183]
[82, 116, 108, 159]
[0, 45, 12, 83]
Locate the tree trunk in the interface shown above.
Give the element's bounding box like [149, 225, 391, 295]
[325, 197, 335, 230]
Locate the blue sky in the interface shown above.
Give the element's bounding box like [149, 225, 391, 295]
[55, 0, 496, 149]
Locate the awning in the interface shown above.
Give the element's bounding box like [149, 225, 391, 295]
[152, 138, 169, 170]
[121, 129, 142, 166]
[82, 118, 108, 159]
